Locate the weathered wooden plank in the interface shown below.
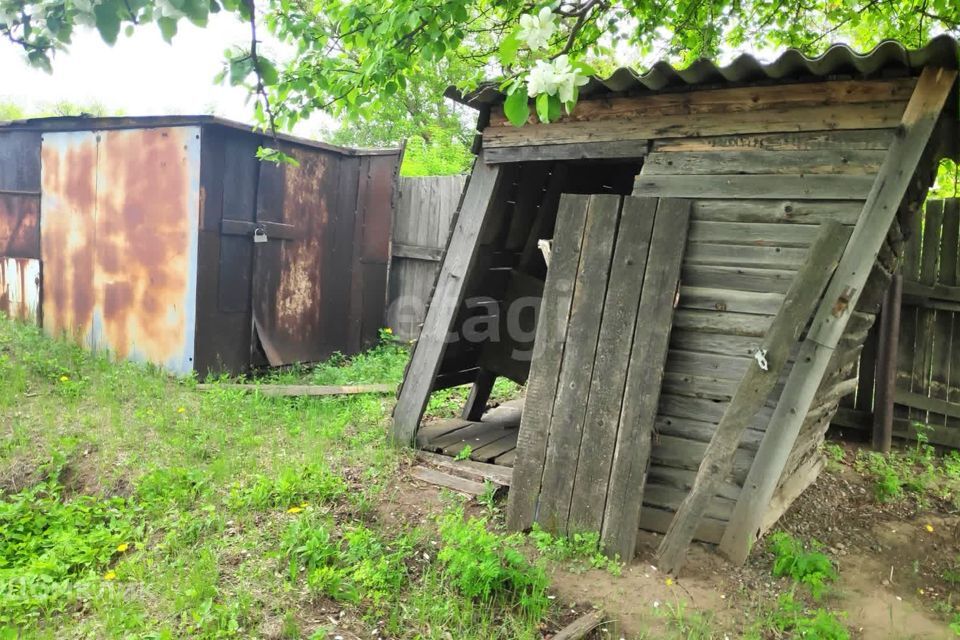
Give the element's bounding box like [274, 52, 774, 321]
[685, 243, 808, 269]
[679, 286, 785, 315]
[655, 414, 766, 450]
[427, 420, 516, 454]
[913, 199, 944, 424]
[538, 195, 621, 533]
[551, 610, 608, 640]
[415, 450, 513, 486]
[495, 449, 517, 467]
[832, 407, 960, 449]
[506, 194, 591, 531]
[391, 241, 445, 262]
[669, 330, 763, 358]
[639, 506, 726, 544]
[490, 79, 915, 127]
[484, 140, 649, 163]
[567, 197, 658, 534]
[893, 389, 960, 420]
[942, 200, 960, 426]
[409, 466, 487, 496]
[660, 373, 739, 402]
[656, 221, 849, 574]
[600, 198, 690, 561]
[484, 102, 907, 148]
[672, 309, 772, 337]
[415, 419, 473, 447]
[664, 352, 753, 381]
[470, 433, 519, 462]
[645, 483, 735, 521]
[896, 202, 924, 424]
[688, 221, 819, 247]
[653, 129, 895, 153]
[393, 159, 504, 445]
[196, 383, 396, 396]
[690, 199, 865, 225]
[719, 66, 957, 565]
[643, 150, 885, 176]
[633, 175, 874, 200]
[646, 464, 742, 501]
[930, 200, 958, 427]
[681, 264, 796, 294]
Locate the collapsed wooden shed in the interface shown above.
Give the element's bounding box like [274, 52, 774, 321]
[393, 36, 960, 567]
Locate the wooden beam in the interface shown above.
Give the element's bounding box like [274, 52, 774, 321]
[551, 610, 608, 640]
[484, 140, 649, 163]
[873, 274, 903, 452]
[391, 241, 444, 262]
[414, 450, 513, 486]
[599, 198, 691, 562]
[409, 466, 488, 496]
[461, 369, 496, 421]
[719, 66, 958, 565]
[392, 157, 504, 445]
[196, 383, 395, 396]
[654, 221, 849, 575]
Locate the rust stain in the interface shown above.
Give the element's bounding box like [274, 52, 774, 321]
[0, 257, 41, 323]
[831, 285, 856, 317]
[0, 194, 40, 258]
[41, 133, 97, 342]
[41, 128, 196, 367]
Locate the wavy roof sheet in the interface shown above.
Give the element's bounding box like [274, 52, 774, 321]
[451, 34, 959, 108]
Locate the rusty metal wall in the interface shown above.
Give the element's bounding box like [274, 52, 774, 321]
[40, 127, 201, 374]
[0, 257, 40, 322]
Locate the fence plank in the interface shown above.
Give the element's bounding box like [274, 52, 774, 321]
[913, 200, 944, 424]
[933, 200, 960, 428]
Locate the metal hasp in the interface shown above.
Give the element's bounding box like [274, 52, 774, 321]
[0, 115, 402, 377]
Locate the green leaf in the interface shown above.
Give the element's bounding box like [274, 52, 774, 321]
[498, 29, 521, 67]
[503, 89, 530, 127]
[258, 58, 279, 86]
[535, 93, 561, 124]
[573, 60, 597, 76]
[157, 17, 178, 42]
[93, 2, 121, 45]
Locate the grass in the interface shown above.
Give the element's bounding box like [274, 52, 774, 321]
[0, 318, 546, 638]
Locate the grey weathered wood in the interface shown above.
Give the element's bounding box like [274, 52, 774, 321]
[719, 66, 957, 565]
[644, 483, 736, 521]
[688, 221, 819, 247]
[651, 435, 756, 482]
[682, 264, 796, 294]
[600, 198, 691, 561]
[893, 389, 960, 420]
[647, 464, 743, 501]
[669, 330, 764, 358]
[655, 221, 849, 574]
[874, 273, 903, 452]
[409, 466, 487, 496]
[484, 140, 649, 163]
[642, 150, 886, 176]
[672, 309, 773, 337]
[392, 159, 503, 445]
[663, 352, 754, 382]
[414, 450, 513, 486]
[567, 197, 658, 534]
[470, 433, 519, 462]
[652, 129, 895, 153]
[690, 199, 865, 225]
[654, 414, 766, 450]
[391, 241, 445, 262]
[640, 507, 726, 544]
[196, 383, 395, 396]
[506, 194, 591, 531]
[912, 199, 943, 424]
[551, 610, 608, 640]
[537, 194, 621, 533]
[685, 243, 808, 269]
[461, 369, 496, 421]
[633, 175, 875, 200]
[678, 286, 785, 315]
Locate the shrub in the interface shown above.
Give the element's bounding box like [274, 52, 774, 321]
[769, 533, 837, 600]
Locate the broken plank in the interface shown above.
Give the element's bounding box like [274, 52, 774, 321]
[197, 383, 395, 396]
[414, 450, 513, 486]
[484, 140, 648, 164]
[642, 149, 886, 176]
[600, 198, 691, 562]
[409, 466, 487, 496]
[551, 610, 608, 640]
[655, 221, 849, 575]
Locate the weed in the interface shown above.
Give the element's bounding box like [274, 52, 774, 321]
[436, 509, 549, 620]
[528, 523, 622, 575]
[755, 592, 850, 640]
[454, 445, 473, 461]
[658, 599, 715, 639]
[769, 532, 837, 600]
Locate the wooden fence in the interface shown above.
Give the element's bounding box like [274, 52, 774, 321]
[387, 175, 467, 340]
[834, 198, 960, 448]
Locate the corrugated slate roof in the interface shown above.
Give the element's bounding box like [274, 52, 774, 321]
[451, 34, 959, 108]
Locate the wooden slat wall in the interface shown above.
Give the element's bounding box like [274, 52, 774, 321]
[631, 124, 897, 542]
[387, 175, 467, 340]
[834, 198, 960, 446]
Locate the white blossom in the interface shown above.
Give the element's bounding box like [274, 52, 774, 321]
[552, 55, 589, 103]
[526, 58, 559, 98]
[517, 7, 556, 51]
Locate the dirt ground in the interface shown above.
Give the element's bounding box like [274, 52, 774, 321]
[398, 441, 960, 639]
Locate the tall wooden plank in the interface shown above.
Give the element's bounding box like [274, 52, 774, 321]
[931, 200, 958, 427]
[600, 198, 691, 561]
[896, 199, 924, 422]
[392, 158, 503, 445]
[567, 198, 658, 534]
[944, 200, 960, 428]
[655, 221, 849, 575]
[506, 195, 591, 531]
[912, 200, 943, 424]
[537, 195, 622, 533]
[719, 66, 957, 565]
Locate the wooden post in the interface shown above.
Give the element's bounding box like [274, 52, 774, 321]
[873, 273, 903, 452]
[462, 369, 496, 421]
[718, 66, 957, 565]
[392, 156, 504, 446]
[655, 221, 850, 575]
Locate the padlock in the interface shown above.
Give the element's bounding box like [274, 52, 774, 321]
[253, 228, 268, 244]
